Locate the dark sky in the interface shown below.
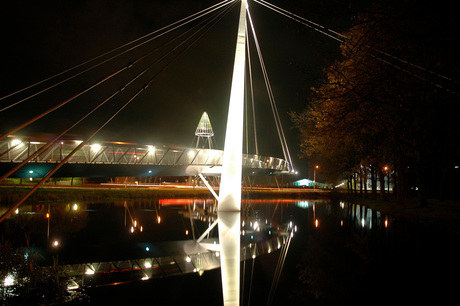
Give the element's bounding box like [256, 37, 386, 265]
[0, 0, 363, 177]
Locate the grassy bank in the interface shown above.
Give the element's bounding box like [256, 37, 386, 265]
[2, 185, 458, 233]
[0, 185, 332, 204]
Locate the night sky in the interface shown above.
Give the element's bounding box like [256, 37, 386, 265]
[0, 0, 362, 177]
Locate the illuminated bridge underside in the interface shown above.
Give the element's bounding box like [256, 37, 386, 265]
[0, 140, 291, 178]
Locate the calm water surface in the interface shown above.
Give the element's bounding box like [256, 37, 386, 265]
[1, 196, 458, 305]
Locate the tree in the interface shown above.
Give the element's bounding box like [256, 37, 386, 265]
[292, 0, 460, 203]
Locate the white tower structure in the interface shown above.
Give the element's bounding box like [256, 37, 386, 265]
[195, 112, 215, 149]
[217, 0, 247, 305]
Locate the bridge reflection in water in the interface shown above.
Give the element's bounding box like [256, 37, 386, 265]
[57, 198, 295, 290]
[2, 198, 298, 297]
[60, 226, 294, 289]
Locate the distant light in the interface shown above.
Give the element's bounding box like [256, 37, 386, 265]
[85, 269, 95, 275]
[72, 203, 78, 211]
[147, 145, 155, 154]
[3, 274, 14, 287]
[29, 170, 33, 174]
[53, 240, 59, 247]
[188, 150, 195, 158]
[186, 256, 191, 263]
[145, 247, 150, 252]
[67, 281, 79, 290]
[145, 262, 152, 269]
[11, 139, 23, 147]
[15, 208, 19, 214]
[90, 144, 101, 152]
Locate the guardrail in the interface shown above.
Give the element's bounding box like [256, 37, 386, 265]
[0, 138, 293, 175]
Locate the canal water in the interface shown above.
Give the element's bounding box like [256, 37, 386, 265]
[1, 196, 458, 305]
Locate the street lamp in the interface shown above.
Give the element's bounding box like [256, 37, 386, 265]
[314, 165, 319, 190]
[383, 166, 390, 193]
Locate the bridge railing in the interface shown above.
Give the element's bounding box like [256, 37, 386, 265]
[0, 138, 292, 172]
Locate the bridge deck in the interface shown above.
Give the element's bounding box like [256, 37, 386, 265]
[0, 138, 292, 178]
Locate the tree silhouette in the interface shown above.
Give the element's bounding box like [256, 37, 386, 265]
[292, 0, 460, 203]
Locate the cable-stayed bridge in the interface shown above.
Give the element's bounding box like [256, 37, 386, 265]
[0, 2, 324, 304]
[0, 0, 362, 305]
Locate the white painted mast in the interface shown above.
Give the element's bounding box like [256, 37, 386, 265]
[219, 2, 246, 212]
[218, 0, 247, 304]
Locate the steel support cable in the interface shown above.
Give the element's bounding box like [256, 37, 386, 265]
[254, 0, 344, 43]
[0, 6, 217, 115]
[0, 2, 236, 223]
[267, 240, 291, 306]
[269, 238, 287, 299]
[248, 8, 291, 166]
[0, 4, 231, 144]
[0, 1, 235, 114]
[245, 26, 259, 155]
[0, 90, 119, 183]
[247, 246, 257, 306]
[241, 247, 247, 306]
[0, 67, 128, 142]
[0, 142, 22, 159]
[255, 0, 459, 96]
[267, 231, 292, 306]
[0, 0, 234, 104]
[247, 8, 294, 169]
[0, 87, 142, 223]
[0, 90, 120, 184]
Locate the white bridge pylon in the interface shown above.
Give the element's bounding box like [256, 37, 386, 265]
[216, 0, 247, 305]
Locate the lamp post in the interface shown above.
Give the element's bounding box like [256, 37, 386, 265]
[314, 165, 319, 189]
[383, 166, 389, 193]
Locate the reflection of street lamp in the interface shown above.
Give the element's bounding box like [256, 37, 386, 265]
[313, 165, 319, 189]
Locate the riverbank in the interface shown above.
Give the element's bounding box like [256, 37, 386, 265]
[341, 193, 460, 234]
[0, 184, 332, 203]
[1, 184, 459, 233]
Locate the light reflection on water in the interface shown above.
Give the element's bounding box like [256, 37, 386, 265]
[1, 197, 394, 303]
